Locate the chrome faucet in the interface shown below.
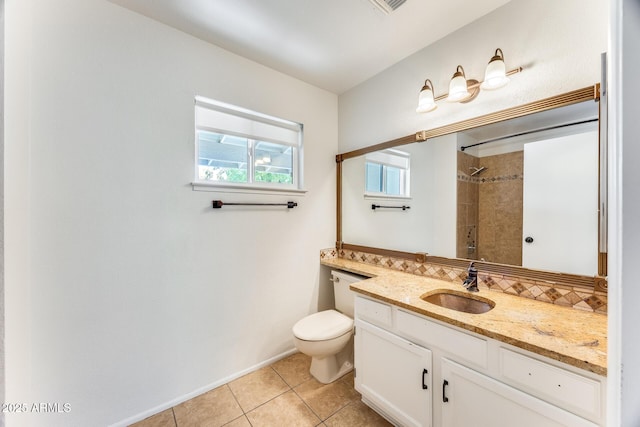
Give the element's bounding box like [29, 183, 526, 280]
[462, 262, 479, 292]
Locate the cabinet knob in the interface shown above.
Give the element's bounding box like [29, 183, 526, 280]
[525, 236, 534, 243]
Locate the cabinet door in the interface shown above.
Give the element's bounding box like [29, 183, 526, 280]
[441, 358, 597, 427]
[355, 320, 432, 427]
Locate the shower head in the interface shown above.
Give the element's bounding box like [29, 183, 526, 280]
[470, 166, 487, 176]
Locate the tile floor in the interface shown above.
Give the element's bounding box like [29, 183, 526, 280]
[130, 352, 392, 427]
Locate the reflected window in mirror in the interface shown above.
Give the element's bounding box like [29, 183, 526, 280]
[364, 149, 410, 198]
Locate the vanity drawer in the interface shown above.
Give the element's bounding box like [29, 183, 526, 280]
[498, 348, 602, 421]
[395, 309, 488, 369]
[355, 296, 393, 329]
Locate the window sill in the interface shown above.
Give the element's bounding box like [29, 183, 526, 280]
[191, 181, 308, 196]
[364, 193, 412, 201]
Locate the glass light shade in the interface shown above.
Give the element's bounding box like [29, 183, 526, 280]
[416, 81, 437, 113]
[481, 49, 510, 90]
[446, 73, 470, 102]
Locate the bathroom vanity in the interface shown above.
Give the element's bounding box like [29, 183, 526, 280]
[321, 258, 607, 427]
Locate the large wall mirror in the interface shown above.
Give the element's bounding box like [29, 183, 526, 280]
[337, 85, 606, 289]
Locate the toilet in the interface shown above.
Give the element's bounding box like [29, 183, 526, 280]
[292, 270, 364, 384]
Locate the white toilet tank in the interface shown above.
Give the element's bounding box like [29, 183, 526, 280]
[331, 270, 366, 317]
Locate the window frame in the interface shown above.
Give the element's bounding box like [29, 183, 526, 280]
[364, 149, 411, 199]
[193, 97, 304, 193]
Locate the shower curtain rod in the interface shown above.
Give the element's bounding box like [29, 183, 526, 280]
[459, 118, 598, 152]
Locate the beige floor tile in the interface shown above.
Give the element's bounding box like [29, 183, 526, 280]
[129, 409, 176, 427]
[228, 366, 290, 412]
[324, 400, 392, 427]
[271, 352, 312, 387]
[173, 385, 243, 427]
[294, 377, 360, 420]
[338, 371, 355, 387]
[246, 390, 321, 427]
[223, 415, 252, 426]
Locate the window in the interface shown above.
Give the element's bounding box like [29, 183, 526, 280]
[365, 149, 410, 197]
[195, 97, 303, 190]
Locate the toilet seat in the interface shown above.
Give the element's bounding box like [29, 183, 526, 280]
[293, 310, 353, 341]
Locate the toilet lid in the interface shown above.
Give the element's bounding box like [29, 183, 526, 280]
[293, 310, 353, 341]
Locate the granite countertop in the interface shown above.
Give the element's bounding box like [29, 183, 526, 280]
[321, 258, 607, 376]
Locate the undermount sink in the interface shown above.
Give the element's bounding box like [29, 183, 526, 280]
[421, 290, 495, 314]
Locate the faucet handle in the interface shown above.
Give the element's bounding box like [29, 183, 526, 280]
[467, 261, 477, 275]
[463, 261, 479, 292]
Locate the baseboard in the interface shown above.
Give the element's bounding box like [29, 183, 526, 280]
[110, 347, 298, 427]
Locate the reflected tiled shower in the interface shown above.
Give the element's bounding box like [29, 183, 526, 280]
[457, 151, 480, 260]
[457, 150, 523, 265]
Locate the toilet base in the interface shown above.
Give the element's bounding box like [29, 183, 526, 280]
[309, 338, 354, 384]
[310, 356, 353, 384]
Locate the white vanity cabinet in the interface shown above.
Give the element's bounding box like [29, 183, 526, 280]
[440, 358, 598, 427]
[354, 297, 433, 427]
[353, 295, 606, 427]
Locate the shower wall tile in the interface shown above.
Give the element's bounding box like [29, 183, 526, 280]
[457, 150, 526, 265]
[477, 151, 523, 266]
[457, 151, 479, 259]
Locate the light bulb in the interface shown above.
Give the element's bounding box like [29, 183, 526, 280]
[416, 79, 437, 113]
[481, 49, 510, 90]
[446, 66, 470, 102]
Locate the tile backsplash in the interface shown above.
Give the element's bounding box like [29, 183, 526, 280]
[320, 247, 607, 314]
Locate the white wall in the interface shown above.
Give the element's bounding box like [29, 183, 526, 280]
[617, 0, 640, 423]
[0, 1, 4, 425]
[4, 0, 338, 426]
[338, 0, 608, 152]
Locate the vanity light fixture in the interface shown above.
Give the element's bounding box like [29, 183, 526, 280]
[416, 48, 522, 113]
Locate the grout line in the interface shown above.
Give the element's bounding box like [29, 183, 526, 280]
[232, 367, 295, 418]
[270, 364, 294, 389]
[171, 408, 177, 427]
[269, 359, 328, 423]
[222, 414, 253, 427]
[243, 389, 297, 422]
[293, 372, 360, 423]
[225, 383, 246, 415]
[224, 383, 259, 427]
[291, 379, 324, 422]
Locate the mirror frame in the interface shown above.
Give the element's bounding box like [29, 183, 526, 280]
[335, 84, 607, 292]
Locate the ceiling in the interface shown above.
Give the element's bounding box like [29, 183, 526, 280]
[461, 100, 599, 144]
[109, 0, 512, 94]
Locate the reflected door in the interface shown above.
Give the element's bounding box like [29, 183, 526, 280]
[522, 128, 598, 276]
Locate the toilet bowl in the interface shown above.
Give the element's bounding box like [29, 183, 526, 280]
[292, 270, 364, 384]
[293, 309, 354, 384]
